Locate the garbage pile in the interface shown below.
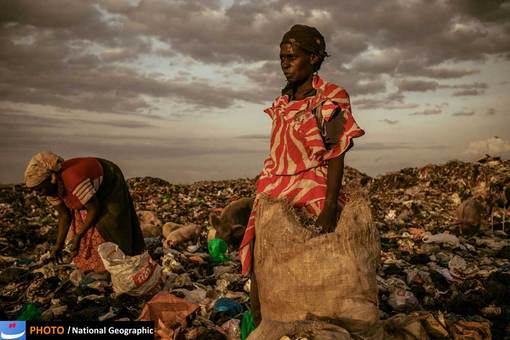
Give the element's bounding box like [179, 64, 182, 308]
[0, 156, 509, 339]
[369, 156, 509, 339]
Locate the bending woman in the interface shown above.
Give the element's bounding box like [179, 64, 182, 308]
[24, 152, 145, 272]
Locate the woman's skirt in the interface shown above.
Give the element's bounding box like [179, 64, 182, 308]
[70, 159, 145, 272]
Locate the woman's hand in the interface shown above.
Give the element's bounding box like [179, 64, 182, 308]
[54, 203, 72, 259]
[69, 234, 82, 258]
[49, 246, 64, 263]
[319, 154, 344, 233]
[316, 203, 338, 233]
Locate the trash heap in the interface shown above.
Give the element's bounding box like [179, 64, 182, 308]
[0, 156, 509, 339]
[369, 156, 509, 339]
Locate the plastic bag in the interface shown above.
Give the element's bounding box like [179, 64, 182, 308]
[208, 238, 230, 264]
[98, 242, 161, 296]
[214, 297, 243, 318]
[242, 311, 255, 340]
[18, 303, 41, 321]
[139, 292, 199, 339]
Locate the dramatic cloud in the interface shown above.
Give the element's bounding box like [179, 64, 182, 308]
[452, 110, 475, 116]
[410, 108, 443, 116]
[397, 80, 439, 92]
[410, 67, 479, 79]
[380, 119, 399, 125]
[1, 0, 509, 114]
[352, 91, 419, 110]
[445, 82, 488, 90]
[441, 82, 489, 96]
[0, 35, 267, 112]
[452, 89, 481, 96]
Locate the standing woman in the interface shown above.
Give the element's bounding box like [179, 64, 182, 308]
[239, 24, 365, 324]
[24, 152, 145, 272]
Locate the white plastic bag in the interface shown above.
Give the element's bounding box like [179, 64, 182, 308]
[98, 242, 162, 296]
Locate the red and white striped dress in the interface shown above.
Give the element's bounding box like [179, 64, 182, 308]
[239, 75, 365, 275]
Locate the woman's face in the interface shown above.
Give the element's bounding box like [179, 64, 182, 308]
[33, 178, 58, 196]
[280, 43, 314, 86]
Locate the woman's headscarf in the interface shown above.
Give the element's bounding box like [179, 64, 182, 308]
[24, 151, 64, 188]
[280, 24, 328, 59]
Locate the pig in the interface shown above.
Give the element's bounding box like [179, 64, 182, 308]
[209, 197, 255, 247]
[163, 224, 201, 248]
[137, 210, 162, 237]
[456, 197, 483, 235]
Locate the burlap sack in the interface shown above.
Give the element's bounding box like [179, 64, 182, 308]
[248, 319, 352, 340]
[250, 192, 381, 338]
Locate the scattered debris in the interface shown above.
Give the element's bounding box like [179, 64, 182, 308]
[0, 157, 508, 338]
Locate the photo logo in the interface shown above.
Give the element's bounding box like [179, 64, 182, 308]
[0, 321, 26, 340]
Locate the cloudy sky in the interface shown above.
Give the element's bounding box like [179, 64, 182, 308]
[1, 0, 509, 184]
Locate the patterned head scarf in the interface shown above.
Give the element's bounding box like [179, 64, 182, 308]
[24, 151, 64, 188]
[280, 24, 328, 59]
